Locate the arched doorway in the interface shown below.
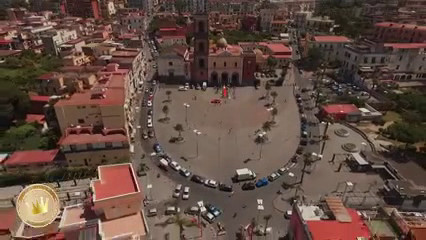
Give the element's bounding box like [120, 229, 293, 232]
[231, 72, 239, 86]
[221, 72, 229, 86]
[211, 72, 219, 86]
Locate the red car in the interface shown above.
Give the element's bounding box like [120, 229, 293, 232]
[211, 99, 221, 104]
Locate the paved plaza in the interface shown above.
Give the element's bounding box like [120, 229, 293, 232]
[153, 84, 300, 180]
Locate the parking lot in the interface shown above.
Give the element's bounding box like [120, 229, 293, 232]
[151, 84, 300, 182]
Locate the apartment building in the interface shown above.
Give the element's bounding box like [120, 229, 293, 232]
[340, 39, 389, 81]
[308, 35, 352, 62]
[385, 43, 426, 83]
[54, 64, 128, 134]
[374, 22, 426, 43]
[260, 8, 288, 32]
[288, 197, 371, 240]
[158, 45, 191, 83]
[59, 163, 148, 239]
[59, 127, 129, 167]
[66, 0, 102, 19]
[35, 72, 80, 96]
[41, 28, 78, 55]
[118, 11, 146, 33]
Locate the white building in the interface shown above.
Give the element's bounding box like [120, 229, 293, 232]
[308, 35, 352, 62]
[41, 29, 78, 55]
[119, 12, 146, 33]
[157, 45, 191, 83]
[385, 43, 426, 82]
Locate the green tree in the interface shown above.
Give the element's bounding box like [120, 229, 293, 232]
[267, 56, 278, 71]
[263, 214, 272, 236]
[304, 47, 323, 70]
[174, 123, 184, 139]
[0, 81, 30, 127]
[254, 133, 267, 160]
[166, 90, 172, 102]
[271, 108, 278, 123]
[402, 110, 422, 124]
[174, 0, 187, 15]
[1, 124, 38, 151]
[166, 214, 196, 239]
[262, 121, 272, 132]
[265, 83, 271, 98]
[270, 91, 278, 105]
[162, 105, 169, 119]
[39, 130, 59, 150]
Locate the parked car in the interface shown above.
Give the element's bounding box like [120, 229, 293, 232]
[284, 210, 292, 219]
[255, 178, 269, 188]
[182, 186, 190, 200]
[185, 206, 200, 215]
[242, 182, 255, 191]
[153, 143, 162, 153]
[206, 204, 222, 217]
[147, 100, 152, 107]
[268, 172, 281, 182]
[169, 161, 181, 171]
[204, 179, 218, 188]
[278, 167, 289, 175]
[147, 208, 157, 217]
[300, 139, 308, 146]
[296, 147, 304, 155]
[179, 167, 191, 177]
[191, 174, 205, 184]
[219, 183, 233, 192]
[142, 130, 148, 140]
[148, 130, 155, 138]
[202, 212, 215, 223]
[147, 109, 153, 116]
[173, 184, 182, 198]
[147, 121, 153, 128]
[178, 86, 187, 91]
[165, 206, 180, 215]
[211, 99, 221, 104]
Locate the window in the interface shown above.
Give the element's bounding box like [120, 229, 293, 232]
[213, 62, 216, 67]
[419, 66, 423, 71]
[396, 65, 400, 70]
[235, 62, 237, 67]
[169, 61, 173, 66]
[364, 57, 367, 63]
[381, 57, 385, 63]
[199, 59, 205, 68]
[372, 57, 376, 64]
[198, 21, 205, 33]
[198, 42, 205, 52]
[224, 62, 227, 67]
[78, 119, 85, 124]
[399, 56, 403, 61]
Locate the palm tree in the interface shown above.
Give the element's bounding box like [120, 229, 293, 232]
[265, 83, 271, 99]
[263, 214, 272, 237]
[262, 121, 272, 132]
[162, 105, 169, 120]
[293, 184, 304, 201]
[300, 153, 313, 184]
[271, 108, 278, 123]
[174, 123, 184, 139]
[254, 133, 267, 160]
[270, 91, 278, 105]
[166, 90, 172, 102]
[166, 214, 196, 239]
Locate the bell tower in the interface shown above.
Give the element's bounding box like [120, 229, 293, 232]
[192, 0, 208, 83]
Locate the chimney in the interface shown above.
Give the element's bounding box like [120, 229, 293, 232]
[106, 63, 119, 72]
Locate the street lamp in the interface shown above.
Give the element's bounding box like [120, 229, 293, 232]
[193, 129, 202, 159]
[255, 132, 267, 160]
[183, 103, 190, 126]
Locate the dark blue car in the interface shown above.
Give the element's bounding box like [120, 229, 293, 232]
[255, 178, 269, 188]
[153, 143, 162, 153]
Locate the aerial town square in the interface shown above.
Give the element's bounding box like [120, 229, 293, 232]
[0, 0, 425, 239]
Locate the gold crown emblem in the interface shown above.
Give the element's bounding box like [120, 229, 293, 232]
[26, 197, 49, 215]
